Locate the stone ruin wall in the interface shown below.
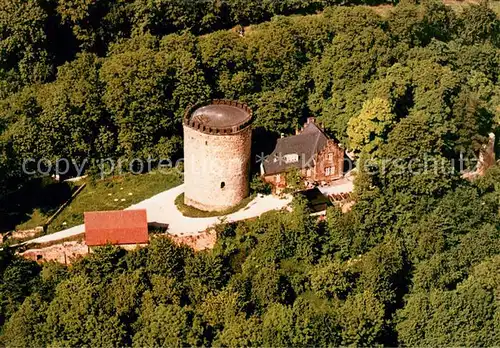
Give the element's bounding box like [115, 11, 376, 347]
[478, 133, 496, 176]
[21, 241, 89, 265]
[19, 232, 218, 265]
[166, 230, 217, 251]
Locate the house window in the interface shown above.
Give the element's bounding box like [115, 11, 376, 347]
[220, 182, 225, 189]
[325, 167, 333, 176]
[328, 152, 333, 161]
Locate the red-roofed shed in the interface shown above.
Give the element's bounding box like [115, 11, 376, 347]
[84, 209, 149, 247]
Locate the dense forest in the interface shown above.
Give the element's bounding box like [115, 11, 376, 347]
[1, 0, 499, 191]
[1, 0, 500, 345]
[1, 169, 499, 346]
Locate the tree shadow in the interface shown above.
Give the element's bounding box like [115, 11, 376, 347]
[0, 177, 76, 232]
[250, 126, 280, 175]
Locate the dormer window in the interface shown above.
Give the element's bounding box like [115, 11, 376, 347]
[283, 154, 299, 163]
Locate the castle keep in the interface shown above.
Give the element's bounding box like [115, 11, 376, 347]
[183, 100, 253, 212]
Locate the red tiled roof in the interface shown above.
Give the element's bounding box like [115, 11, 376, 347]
[84, 210, 149, 247]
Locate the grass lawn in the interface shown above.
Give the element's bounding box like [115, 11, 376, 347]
[5, 169, 181, 234]
[15, 209, 53, 231]
[46, 170, 182, 233]
[175, 193, 255, 218]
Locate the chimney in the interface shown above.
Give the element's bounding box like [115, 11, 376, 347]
[307, 117, 315, 124]
[295, 127, 300, 135]
[280, 133, 285, 138]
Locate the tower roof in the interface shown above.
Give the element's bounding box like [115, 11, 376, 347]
[183, 99, 253, 135]
[191, 104, 251, 128]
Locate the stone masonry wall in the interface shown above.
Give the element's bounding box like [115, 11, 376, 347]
[183, 125, 252, 211]
[313, 140, 345, 182]
[21, 241, 89, 265]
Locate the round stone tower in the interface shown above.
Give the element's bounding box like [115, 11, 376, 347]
[183, 99, 253, 212]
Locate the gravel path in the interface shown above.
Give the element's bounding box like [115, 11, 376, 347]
[24, 184, 292, 245]
[24, 224, 85, 245]
[128, 184, 292, 236]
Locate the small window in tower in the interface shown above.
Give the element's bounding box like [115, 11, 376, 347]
[220, 182, 225, 189]
[205, 141, 208, 145]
